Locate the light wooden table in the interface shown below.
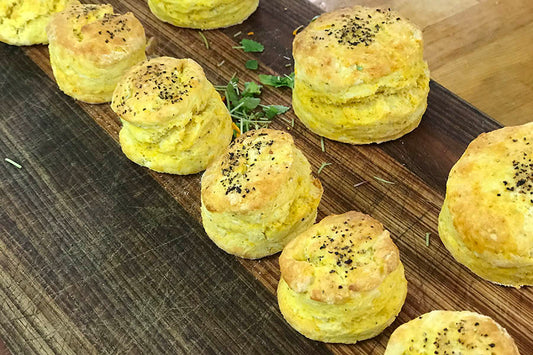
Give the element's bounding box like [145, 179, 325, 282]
[309, 0, 533, 127]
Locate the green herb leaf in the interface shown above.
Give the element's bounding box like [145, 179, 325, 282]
[225, 78, 239, 106]
[242, 81, 262, 97]
[237, 39, 264, 53]
[262, 105, 290, 119]
[237, 97, 261, 111]
[259, 72, 295, 89]
[245, 60, 259, 70]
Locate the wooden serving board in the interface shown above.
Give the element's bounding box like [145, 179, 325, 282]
[0, 0, 531, 353]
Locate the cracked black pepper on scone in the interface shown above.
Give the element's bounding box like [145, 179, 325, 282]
[292, 6, 430, 144]
[47, 3, 146, 103]
[201, 128, 323, 259]
[385, 310, 519, 354]
[278, 211, 407, 343]
[439, 122, 533, 287]
[111, 56, 233, 175]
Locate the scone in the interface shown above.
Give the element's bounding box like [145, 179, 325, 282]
[278, 211, 407, 343]
[385, 310, 519, 354]
[201, 128, 323, 259]
[111, 56, 233, 175]
[292, 6, 430, 144]
[439, 123, 533, 287]
[0, 0, 77, 46]
[47, 4, 146, 103]
[148, 0, 259, 30]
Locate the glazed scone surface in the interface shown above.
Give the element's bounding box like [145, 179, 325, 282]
[201, 128, 323, 259]
[439, 123, 533, 287]
[385, 310, 520, 355]
[148, 0, 259, 29]
[112, 56, 233, 175]
[292, 6, 429, 144]
[278, 211, 407, 343]
[0, 0, 76, 45]
[47, 4, 146, 103]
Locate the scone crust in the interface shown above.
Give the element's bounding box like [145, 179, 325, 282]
[147, 0, 259, 30]
[278, 211, 407, 343]
[202, 129, 299, 213]
[0, 0, 77, 45]
[385, 310, 519, 355]
[293, 6, 424, 95]
[439, 122, 533, 286]
[112, 57, 215, 126]
[201, 128, 323, 259]
[47, 4, 146, 67]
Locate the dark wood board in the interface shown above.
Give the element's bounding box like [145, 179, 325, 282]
[0, 0, 531, 354]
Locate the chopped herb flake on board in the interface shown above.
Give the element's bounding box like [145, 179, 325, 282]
[215, 76, 290, 136]
[233, 39, 264, 53]
[259, 72, 294, 89]
[245, 60, 259, 70]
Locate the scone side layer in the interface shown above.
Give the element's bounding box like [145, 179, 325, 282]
[278, 264, 407, 343]
[119, 89, 232, 175]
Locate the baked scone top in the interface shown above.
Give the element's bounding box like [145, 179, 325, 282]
[293, 6, 423, 91]
[386, 310, 519, 355]
[447, 123, 533, 259]
[202, 129, 301, 213]
[279, 211, 400, 304]
[112, 57, 214, 125]
[47, 4, 145, 66]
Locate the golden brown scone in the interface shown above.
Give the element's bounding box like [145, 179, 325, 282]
[385, 310, 520, 355]
[439, 122, 533, 287]
[47, 4, 146, 103]
[292, 6, 429, 144]
[111, 56, 233, 175]
[278, 211, 407, 343]
[0, 0, 77, 46]
[148, 0, 258, 30]
[201, 128, 323, 259]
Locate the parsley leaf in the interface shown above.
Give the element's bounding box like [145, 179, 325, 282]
[242, 81, 262, 97]
[245, 60, 259, 70]
[236, 97, 261, 111]
[234, 39, 264, 53]
[262, 105, 290, 119]
[215, 77, 290, 136]
[259, 72, 294, 89]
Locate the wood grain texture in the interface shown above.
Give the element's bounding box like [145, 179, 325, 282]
[0, 0, 532, 354]
[309, 0, 533, 127]
[0, 43, 330, 355]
